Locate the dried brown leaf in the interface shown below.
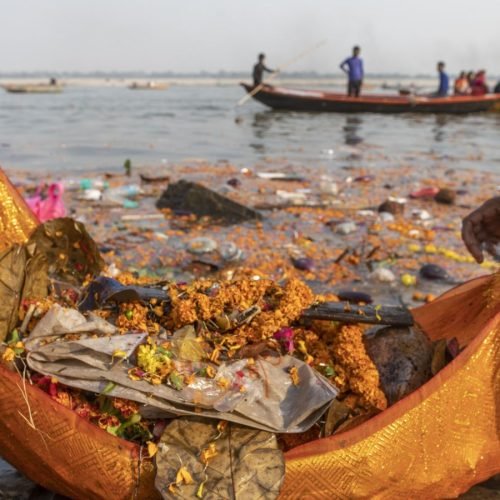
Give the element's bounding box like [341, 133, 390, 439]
[323, 399, 351, 437]
[0, 244, 49, 342]
[28, 218, 103, 284]
[155, 418, 284, 499]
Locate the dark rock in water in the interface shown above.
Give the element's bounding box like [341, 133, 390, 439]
[378, 199, 404, 216]
[364, 326, 433, 405]
[434, 188, 456, 205]
[291, 256, 314, 271]
[419, 263, 452, 281]
[345, 134, 363, 145]
[156, 180, 262, 224]
[336, 289, 373, 304]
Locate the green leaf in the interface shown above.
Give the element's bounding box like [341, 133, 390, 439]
[106, 425, 120, 436]
[100, 381, 116, 396]
[323, 365, 336, 378]
[7, 329, 20, 344]
[169, 371, 184, 390]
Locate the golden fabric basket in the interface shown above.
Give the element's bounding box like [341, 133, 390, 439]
[0, 168, 498, 499]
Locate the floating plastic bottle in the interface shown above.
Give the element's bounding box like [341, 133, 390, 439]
[103, 185, 142, 208]
[64, 178, 109, 191]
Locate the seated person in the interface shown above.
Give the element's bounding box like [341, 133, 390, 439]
[454, 71, 469, 95]
[470, 70, 489, 95]
[494, 81, 500, 94]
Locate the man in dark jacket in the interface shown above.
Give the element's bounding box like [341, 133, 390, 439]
[253, 53, 275, 87]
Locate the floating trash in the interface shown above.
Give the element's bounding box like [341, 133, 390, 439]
[371, 268, 396, 283]
[219, 242, 244, 262]
[187, 237, 218, 255]
[335, 222, 357, 235]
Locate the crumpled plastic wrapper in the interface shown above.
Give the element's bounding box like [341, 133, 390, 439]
[26, 305, 338, 433]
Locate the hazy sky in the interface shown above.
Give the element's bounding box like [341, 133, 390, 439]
[2, 0, 500, 74]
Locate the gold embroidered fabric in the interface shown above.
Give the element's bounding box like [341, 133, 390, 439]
[0, 168, 37, 249]
[280, 275, 500, 499]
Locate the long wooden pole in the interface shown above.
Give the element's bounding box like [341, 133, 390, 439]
[237, 39, 327, 107]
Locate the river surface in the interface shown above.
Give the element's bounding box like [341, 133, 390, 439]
[0, 83, 499, 173]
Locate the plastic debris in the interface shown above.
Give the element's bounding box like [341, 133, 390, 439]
[335, 222, 357, 235]
[371, 268, 396, 283]
[412, 209, 432, 221]
[25, 183, 66, 222]
[187, 237, 218, 255]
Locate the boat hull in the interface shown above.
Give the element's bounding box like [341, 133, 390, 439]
[241, 83, 500, 114]
[2, 84, 63, 94]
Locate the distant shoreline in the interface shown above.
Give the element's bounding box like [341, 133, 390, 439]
[0, 76, 440, 88]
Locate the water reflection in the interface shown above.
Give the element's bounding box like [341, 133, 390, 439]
[251, 111, 275, 139]
[432, 115, 449, 142]
[342, 116, 363, 145]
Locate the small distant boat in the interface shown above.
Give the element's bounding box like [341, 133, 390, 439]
[2, 82, 64, 94]
[241, 83, 500, 114]
[128, 81, 168, 90]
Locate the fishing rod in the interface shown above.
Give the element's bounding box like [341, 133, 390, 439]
[236, 39, 328, 107]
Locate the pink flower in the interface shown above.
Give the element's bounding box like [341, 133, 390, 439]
[273, 327, 295, 353]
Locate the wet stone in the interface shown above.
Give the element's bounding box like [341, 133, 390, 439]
[364, 326, 434, 406]
[378, 199, 405, 216]
[434, 188, 456, 205]
[156, 180, 262, 224]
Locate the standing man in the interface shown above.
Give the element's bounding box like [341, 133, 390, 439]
[435, 61, 449, 97]
[340, 46, 364, 97]
[253, 53, 276, 87]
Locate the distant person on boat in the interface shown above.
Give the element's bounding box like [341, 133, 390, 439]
[340, 46, 364, 97]
[253, 53, 276, 87]
[434, 62, 449, 97]
[49, 78, 57, 85]
[470, 70, 489, 95]
[466, 71, 475, 87]
[454, 71, 470, 95]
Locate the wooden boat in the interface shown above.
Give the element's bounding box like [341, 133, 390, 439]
[241, 83, 500, 114]
[128, 81, 169, 90]
[2, 83, 64, 94]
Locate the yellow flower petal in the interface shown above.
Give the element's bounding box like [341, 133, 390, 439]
[147, 441, 158, 458]
[176, 466, 194, 485]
